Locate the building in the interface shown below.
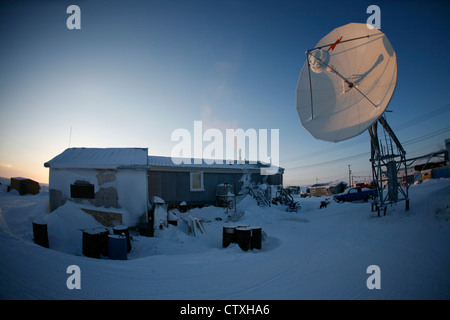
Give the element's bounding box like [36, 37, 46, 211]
[147, 155, 283, 207]
[309, 181, 347, 197]
[44, 148, 150, 226]
[9, 177, 41, 195]
[44, 148, 284, 226]
[446, 138, 450, 161]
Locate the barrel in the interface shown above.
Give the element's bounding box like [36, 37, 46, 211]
[82, 227, 109, 258]
[137, 223, 153, 237]
[94, 227, 109, 256]
[179, 201, 188, 213]
[250, 226, 262, 250]
[222, 225, 237, 248]
[32, 220, 49, 248]
[108, 235, 128, 260]
[113, 225, 131, 253]
[235, 227, 251, 251]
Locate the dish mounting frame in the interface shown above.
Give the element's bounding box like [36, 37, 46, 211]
[368, 115, 410, 216]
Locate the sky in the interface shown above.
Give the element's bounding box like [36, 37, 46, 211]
[0, 0, 449, 186]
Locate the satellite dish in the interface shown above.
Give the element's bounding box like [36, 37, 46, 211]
[296, 23, 397, 142]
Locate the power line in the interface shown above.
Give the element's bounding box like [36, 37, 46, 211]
[285, 124, 450, 174]
[402, 125, 450, 146]
[282, 102, 450, 165]
[284, 103, 450, 185]
[286, 152, 369, 171]
[394, 103, 450, 131]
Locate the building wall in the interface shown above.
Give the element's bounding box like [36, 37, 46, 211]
[446, 138, 450, 162]
[309, 183, 346, 197]
[48, 168, 147, 226]
[309, 187, 333, 197]
[432, 167, 450, 179]
[147, 170, 268, 206]
[10, 178, 40, 195]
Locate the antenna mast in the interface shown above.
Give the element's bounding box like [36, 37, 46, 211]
[368, 116, 409, 216]
[68, 126, 72, 148]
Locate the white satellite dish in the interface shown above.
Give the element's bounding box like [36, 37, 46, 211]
[296, 23, 397, 142]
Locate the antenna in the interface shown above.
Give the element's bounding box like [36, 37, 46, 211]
[68, 126, 72, 148]
[296, 23, 397, 142]
[296, 23, 409, 216]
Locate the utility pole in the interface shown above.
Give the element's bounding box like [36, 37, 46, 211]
[348, 165, 352, 187]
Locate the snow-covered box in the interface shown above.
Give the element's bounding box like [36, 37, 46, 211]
[44, 148, 150, 226]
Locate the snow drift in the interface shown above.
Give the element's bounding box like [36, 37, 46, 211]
[0, 179, 450, 299]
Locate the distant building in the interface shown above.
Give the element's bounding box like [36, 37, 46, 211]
[9, 177, 40, 195]
[309, 181, 347, 197]
[446, 138, 450, 162]
[285, 186, 300, 195]
[355, 181, 373, 189]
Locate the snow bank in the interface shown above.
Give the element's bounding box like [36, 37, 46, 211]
[1, 179, 450, 299]
[0, 187, 48, 241]
[44, 201, 104, 255]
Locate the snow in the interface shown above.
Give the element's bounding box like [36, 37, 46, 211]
[1, 179, 450, 299]
[44, 202, 104, 255]
[48, 167, 148, 226]
[44, 148, 149, 169]
[148, 155, 267, 171]
[154, 206, 168, 229]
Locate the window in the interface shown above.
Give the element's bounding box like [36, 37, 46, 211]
[70, 181, 95, 199]
[190, 172, 204, 191]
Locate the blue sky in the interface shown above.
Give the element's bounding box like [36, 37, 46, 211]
[0, 0, 449, 185]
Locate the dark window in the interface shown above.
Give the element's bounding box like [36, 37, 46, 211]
[70, 182, 95, 199]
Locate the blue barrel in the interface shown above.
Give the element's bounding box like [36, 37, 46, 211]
[108, 235, 127, 260]
[113, 225, 131, 253]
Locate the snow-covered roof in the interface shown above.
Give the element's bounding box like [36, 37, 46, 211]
[44, 148, 149, 169]
[148, 155, 283, 173]
[44, 148, 284, 173]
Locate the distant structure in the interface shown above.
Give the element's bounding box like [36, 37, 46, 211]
[309, 181, 347, 197]
[446, 138, 450, 161]
[9, 177, 40, 195]
[406, 138, 450, 182]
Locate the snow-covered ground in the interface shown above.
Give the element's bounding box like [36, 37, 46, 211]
[1, 178, 450, 300]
